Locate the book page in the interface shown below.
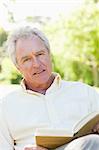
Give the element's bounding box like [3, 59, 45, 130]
[35, 128, 73, 137]
[73, 111, 99, 134]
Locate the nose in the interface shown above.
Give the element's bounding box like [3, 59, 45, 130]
[32, 56, 40, 68]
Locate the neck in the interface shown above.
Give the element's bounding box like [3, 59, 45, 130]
[25, 74, 55, 94]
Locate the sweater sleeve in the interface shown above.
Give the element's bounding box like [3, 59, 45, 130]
[0, 99, 14, 150]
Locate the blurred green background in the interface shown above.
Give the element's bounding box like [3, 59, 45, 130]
[0, 0, 99, 87]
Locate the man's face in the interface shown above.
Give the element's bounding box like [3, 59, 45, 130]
[16, 35, 52, 87]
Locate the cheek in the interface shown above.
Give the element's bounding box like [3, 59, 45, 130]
[22, 61, 32, 69]
[20, 69, 33, 79]
[45, 59, 52, 73]
[19, 63, 33, 75]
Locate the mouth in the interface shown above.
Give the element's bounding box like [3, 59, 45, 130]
[33, 69, 46, 76]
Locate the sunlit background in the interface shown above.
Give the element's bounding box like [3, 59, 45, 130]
[0, 0, 99, 97]
[0, 0, 83, 30]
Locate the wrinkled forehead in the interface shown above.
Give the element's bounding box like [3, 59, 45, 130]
[16, 34, 43, 45]
[16, 35, 49, 53]
[15, 35, 49, 57]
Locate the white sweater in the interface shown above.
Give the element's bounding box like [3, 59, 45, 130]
[0, 74, 99, 150]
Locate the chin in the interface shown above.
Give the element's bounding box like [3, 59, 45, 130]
[37, 76, 51, 84]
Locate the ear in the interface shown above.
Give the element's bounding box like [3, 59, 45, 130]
[15, 64, 22, 73]
[16, 66, 23, 78]
[16, 65, 20, 71]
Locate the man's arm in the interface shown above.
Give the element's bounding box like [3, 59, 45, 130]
[0, 100, 14, 150]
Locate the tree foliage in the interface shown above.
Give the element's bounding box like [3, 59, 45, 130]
[0, 27, 8, 47]
[0, 27, 8, 72]
[43, 2, 99, 86]
[0, 58, 22, 84]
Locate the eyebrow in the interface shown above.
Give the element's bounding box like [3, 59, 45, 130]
[21, 56, 30, 62]
[36, 50, 46, 54]
[21, 50, 46, 61]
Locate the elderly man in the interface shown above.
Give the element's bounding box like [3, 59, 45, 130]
[0, 26, 99, 150]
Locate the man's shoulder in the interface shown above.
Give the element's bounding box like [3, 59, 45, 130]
[59, 80, 99, 103]
[61, 80, 95, 93]
[61, 80, 89, 87]
[0, 86, 22, 105]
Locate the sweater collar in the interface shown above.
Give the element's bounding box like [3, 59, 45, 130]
[21, 73, 61, 96]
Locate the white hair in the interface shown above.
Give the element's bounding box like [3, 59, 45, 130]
[7, 25, 50, 67]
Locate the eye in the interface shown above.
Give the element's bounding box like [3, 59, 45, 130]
[23, 57, 31, 62]
[37, 53, 44, 56]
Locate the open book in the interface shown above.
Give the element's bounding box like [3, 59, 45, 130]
[35, 112, 99, 149]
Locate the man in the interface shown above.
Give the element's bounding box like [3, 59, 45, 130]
[0, 25, 99, 150]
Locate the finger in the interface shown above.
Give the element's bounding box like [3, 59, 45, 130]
[24, 145, 48, 150]
[37, 146, 48, 150]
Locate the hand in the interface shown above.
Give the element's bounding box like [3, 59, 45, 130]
[92, 122, 99, 134]
[23, 145, 48, 150]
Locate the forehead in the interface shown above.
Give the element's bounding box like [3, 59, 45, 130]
[16, 35, 46, 55]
